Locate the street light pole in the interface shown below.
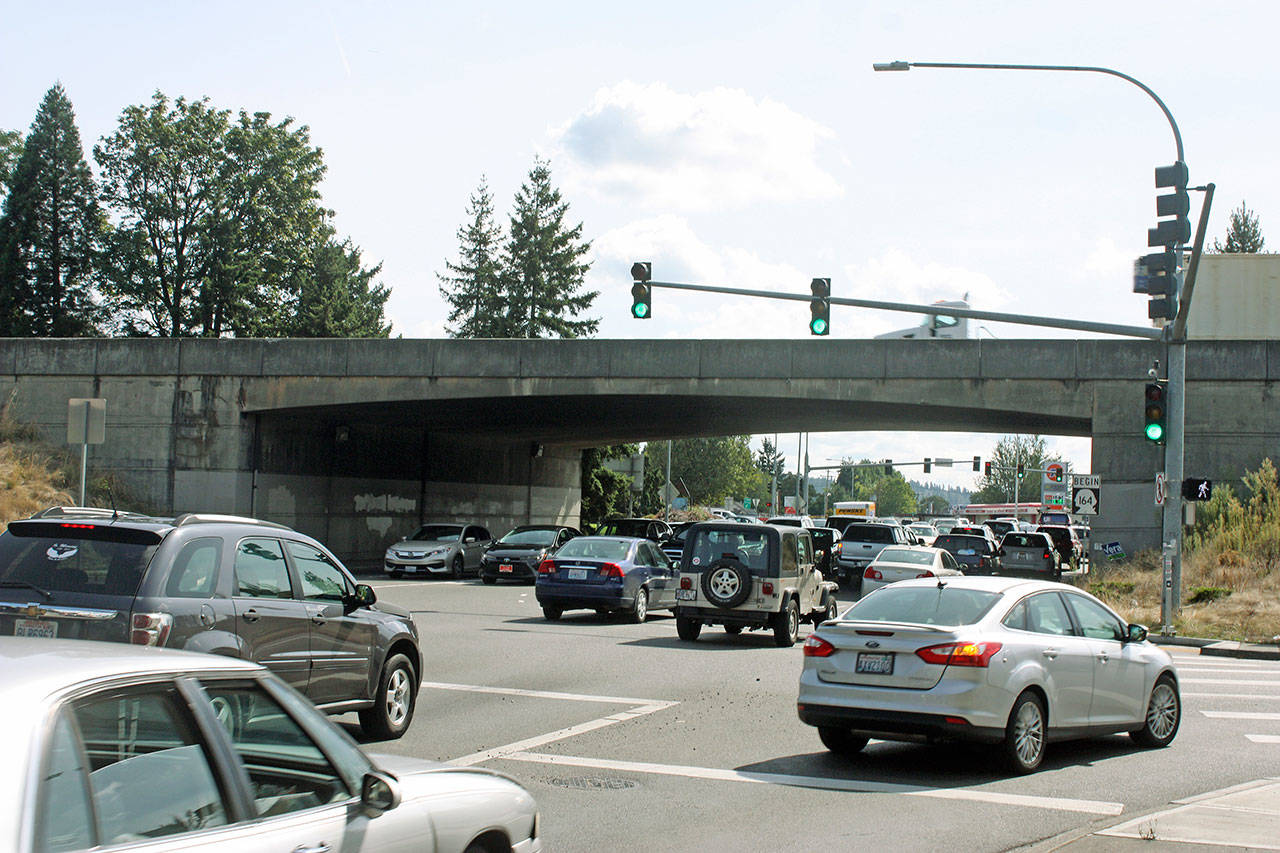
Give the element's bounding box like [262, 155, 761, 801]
[874, 59, 1192, 633]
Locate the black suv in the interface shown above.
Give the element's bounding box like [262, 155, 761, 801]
[0, 507, 423, 738]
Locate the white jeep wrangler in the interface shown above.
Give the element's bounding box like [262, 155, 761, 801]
[673, 522, 840, 647]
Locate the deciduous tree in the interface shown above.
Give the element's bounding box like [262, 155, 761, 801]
[969, 435, 1063, 505]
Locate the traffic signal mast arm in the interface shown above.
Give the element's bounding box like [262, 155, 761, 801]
[632, 276, 1162, 340]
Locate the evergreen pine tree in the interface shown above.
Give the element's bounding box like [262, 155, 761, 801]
[0, 129, 22, 199]
[1213, 201, 1266, 253]
[0, 84, 103, 336]
[438, 176, 507, 337]
[501, 157, 598, 339]
[288, 228, 392, 337]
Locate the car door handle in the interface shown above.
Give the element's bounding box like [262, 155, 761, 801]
[310, 606, 326, 625]
[1041, 649, 1059, 660]
[242, 608, 260, 623]
[292, 845, 331, 853]
[1096, 652, 1109, 663]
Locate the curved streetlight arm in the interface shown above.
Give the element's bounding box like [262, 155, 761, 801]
[873, 61, 1183, 162]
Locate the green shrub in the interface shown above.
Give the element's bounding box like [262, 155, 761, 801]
[1187, 586, 1232, 605]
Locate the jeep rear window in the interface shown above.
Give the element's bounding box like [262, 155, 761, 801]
[847, 585, 1002, 626]
[0, 524, 159, 596]
[687, 529, 771, 573]
[842, 526, 895, 544]
[594, 520, 650, 538]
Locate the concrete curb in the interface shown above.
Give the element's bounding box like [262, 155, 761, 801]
[1156, 634, 1280, 660]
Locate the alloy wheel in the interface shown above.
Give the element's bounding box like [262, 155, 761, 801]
[1147, 681, 1179, 739]
[386, 667, 412, 727]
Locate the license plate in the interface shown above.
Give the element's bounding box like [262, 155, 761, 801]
[856, 652, 894, 674]
[676, 589, 696, 600]
[14, 618, 57, 639]
[958, 549, 976, 556]
[499, 564, 513, 573]
[567, 569, 589, 580]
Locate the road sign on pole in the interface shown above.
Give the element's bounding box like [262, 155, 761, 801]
[68, 398, 106, 508]
[1071, 474, 1101, 517]
[1155, 472, 1168, 507]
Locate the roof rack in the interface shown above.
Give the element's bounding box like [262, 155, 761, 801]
[173, 513, 291, 531]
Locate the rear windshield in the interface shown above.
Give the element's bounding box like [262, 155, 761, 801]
[0, 525, 159, 596]
[985, 522, 1014, 536]
[842, 526, 895, 544]
[846, 585, 1002, 626]
[874, 547, 933, 565]
[595, 520, 650, 538]
[1002, 533, 1048, 549]
[687, 528, 771, 573]
[934, 534, 991, 553]
[556, 538, 632, 561]
[409, 525, 462, 542]
[498, 528, 557, 547]
[1038, 527, 1070, 544]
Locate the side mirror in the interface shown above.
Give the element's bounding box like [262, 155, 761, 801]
[1126, 623, 1149, 644]
[349, 583, 377, 609]
[465, 536, 477, 543]
[360, 771, 401, 817]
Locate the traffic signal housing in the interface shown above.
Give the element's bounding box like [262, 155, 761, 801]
[1134, 250, 1179, 321]
[1144, 381, 1168, 444]
[883, 460, 893, 475]
[923, 458, 932, 474]
[984, 461, 992, 477]
[1016, 464, 1025, 480]
[1149, 161, 1190, 248]
[972, 456, 981, 472]
[809, 278, 830, 336]
[630, 262, 651, 319]
[1181, 478, 1212, 501]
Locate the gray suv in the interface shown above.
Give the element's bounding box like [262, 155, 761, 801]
[0, 507, 423, 739]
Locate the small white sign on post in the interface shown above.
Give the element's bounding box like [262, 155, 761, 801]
[68, 398, 106, 508]
[1070, 474, 1102, 517]
[1154, 472, 1168, 507]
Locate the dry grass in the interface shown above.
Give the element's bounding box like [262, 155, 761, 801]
[0, 435, 74, 530]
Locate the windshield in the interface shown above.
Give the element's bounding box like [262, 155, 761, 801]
[0, 526, 158, 596]
[555, 538, 632, 561]
[409, 525, 462, 542]
[595, 520, 649, 538]
[934, 534, 991, 553]
[498, 528, 557, 547]
[874, 547, 934, 566]
[847, 585, 1002, 626]
[687, 528, 771, 572]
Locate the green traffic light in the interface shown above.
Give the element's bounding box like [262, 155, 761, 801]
[810, 317, 827, 335]
[1145, 423, 1164, 442]
[632, 302, 649, 319]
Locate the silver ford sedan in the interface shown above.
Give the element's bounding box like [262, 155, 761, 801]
[797, 576, 1180, 773]
[1, 638, 540, 852]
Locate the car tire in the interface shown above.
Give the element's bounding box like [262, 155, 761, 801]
[542, 605, 563, 621]
[1002, 691, 1046, 774]
[724, 624, 742, 635]
[817, 596, 838, 625]
[358, 653, 417, 740]
[628, 588, 649, 624]
[451, 555, 464, 578]
[700, 559, 753, 609]
[388, 570, 403, 579]
[676, 616, 702, 641]
[1130, 674, 1181, 748]
[818, 726, 869, 757]
[772, 599, 800, 647]
[481, 575, 497, 585]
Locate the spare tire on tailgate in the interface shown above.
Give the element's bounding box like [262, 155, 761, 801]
[701, 558, 753, 608]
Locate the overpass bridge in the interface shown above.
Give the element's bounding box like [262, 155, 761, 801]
[0, 337, 1274, 566]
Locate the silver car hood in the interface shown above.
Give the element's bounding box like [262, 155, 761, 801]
[370, 752, 525, 786]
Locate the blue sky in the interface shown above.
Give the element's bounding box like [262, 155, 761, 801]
[6, 1, 1275, 489]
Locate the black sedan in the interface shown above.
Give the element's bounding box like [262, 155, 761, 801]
[535, 536, 677, 622]
[480, 524, 581, 584]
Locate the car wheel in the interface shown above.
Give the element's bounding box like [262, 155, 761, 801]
[208, 693, 245, 738]
[1003, 691, 1046, 774]
[1130, 675, 1181, 748]
[629, 588, 649, 624]
[358, 653, 416, 740]
[542, 605, 563, 621]
[724, 624, 742, 635]
[676, 616, 702, 641]
[700, 559, 753, 608]
[481, 575, 497, 585]
[451, 555, 464, 578]
[388, 570, 403, 579]
[772, 599, 800, 647]
[818, 726, 869, 757]
[818, 596, 838, 625]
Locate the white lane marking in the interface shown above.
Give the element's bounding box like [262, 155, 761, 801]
[500, 751, 1124, 815]
[1176, 666, 1280, 673]
[1201, 711, 1280, 720]
[1182, 678, 1280, 686]
[448, 702, 676, 767]
[1246, 735, 1280, 744]
[420, 680, 672, 706]
[1184, 692, 1280, 699]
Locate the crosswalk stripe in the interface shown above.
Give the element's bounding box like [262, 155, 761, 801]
[1201, 711, 1280, 720]
[1245, 735, 1280, 744]
[1182, 679, 1280, 686]
[1184, 692, 1280, 699]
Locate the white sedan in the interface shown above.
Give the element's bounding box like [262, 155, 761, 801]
[1, 638, 540, 852]
[859, 545, 964, 596]
[797, 576, 1180, 773]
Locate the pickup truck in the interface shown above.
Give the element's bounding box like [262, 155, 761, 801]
[834, 523, 912, 593]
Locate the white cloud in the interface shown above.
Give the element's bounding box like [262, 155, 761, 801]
[551, 82, 841, 211]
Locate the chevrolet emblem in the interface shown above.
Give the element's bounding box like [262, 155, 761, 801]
[24, 604, 42, 618]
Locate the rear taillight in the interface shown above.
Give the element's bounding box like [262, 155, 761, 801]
[864, 568, 882, 581]
[1044, 551, 1053, 561]
[803, 635, 836, 657]
[915, 570, 935, 579]
[59, 523, 95, 529]
[130, 612, 173, 647]
[762, 582, 774, 595]
[537, 559, 556, 574]
[680, 577, 692, 590]
[598, 563, 624, 578]
[915, 641, 1003, 668]
[978, 556, 988, 567]
[834, 543, 843, 554]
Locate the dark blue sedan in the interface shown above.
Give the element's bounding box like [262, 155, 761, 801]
[535, 536, 677, 622]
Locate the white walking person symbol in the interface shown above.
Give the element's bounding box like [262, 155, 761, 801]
[1198, 481, 1209, 499]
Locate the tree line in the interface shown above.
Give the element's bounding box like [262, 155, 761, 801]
[0, 85, 390, 338]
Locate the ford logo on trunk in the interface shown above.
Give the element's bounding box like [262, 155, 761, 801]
[865, 640, 880, 648]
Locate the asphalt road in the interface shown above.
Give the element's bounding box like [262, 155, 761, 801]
[350, 576, 1280, 852]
